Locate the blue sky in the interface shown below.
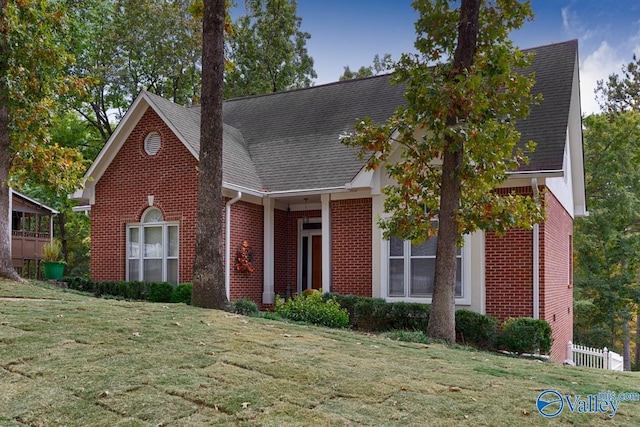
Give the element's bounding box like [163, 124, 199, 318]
[234, 1, 640, 115]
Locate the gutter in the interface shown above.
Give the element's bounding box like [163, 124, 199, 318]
[531, 178, 540, 320]
[225, 192, 242, 300]
[262, 186, 348, 197]
[508, 170, 564, 179]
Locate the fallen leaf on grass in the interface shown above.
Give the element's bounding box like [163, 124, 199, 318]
[449, 386, 461, 392]
[171, 322, 181, 326]
[522, 409, 530, 415]
[198, 341, 206, 346]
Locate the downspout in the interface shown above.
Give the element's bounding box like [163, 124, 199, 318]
[531, 178, 540, 320]
[225, 192, 242, 300]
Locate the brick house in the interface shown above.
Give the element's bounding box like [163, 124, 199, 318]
[72, 40, 586, 362]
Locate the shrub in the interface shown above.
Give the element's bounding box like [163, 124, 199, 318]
[64, 276, 94, 293]
[497, 317, 553, 354]
[388, 302, 430, 331]
[145, 282, 174, 303]
[232, 298, 259, 316]
[120, 281, 145, 300]
[322, 293, 359, 325]
[455, 309, 497, 349]
[275, 290, 349, 328]
[352, 297, 390, 331]
[171, 283, 192, 304]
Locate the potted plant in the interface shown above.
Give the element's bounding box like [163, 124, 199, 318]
[42, 238, 65, 280]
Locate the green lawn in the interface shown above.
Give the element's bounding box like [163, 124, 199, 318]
[1, 280, 639, 426]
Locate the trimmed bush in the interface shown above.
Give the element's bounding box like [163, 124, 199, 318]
[388, 302, 430, 331]
[322, 294, 430, 332]
[145, 282, 174, 303]
[455, 309, 497, 349]
[276, 291, 350, 328]
[352, 297, 390, 331]
[497, 317, 553, 354]
[64, 276, 94, 293]
[170, 283, 192, 304]
[322, 293, 359, 325]
[232, 298, 259, 316]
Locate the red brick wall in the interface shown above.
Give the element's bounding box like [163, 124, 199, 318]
[228, 201, 264, 306]
[91, 107, 199, 283]
[331, 198, 372, 296]
[90, 107, 266, 307]
[484, 186, 574, 362]
[485, 187, 535, 320]
[541, 190, 574, 362]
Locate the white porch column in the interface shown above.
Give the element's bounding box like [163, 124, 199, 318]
[262, 198, 275, 304]
[321, 193, 331, 294]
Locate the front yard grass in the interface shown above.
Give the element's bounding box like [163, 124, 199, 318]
[1, 280, 639, 426]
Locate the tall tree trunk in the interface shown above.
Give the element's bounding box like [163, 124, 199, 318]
[623, 316, 631, 371]
[427, 0, 480, 343]
[191, 0, 227, 309]
[0, 2, 24, 282]
[635, 313, 640, 370]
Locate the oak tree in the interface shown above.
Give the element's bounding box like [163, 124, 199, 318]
[343, 0, 541, 342]
[62, 0, 203, 142]
[0, 0, 86, 280]
[191, 0, 228, 309]
[224, 0, 316, 98]
[340, 53, 392, 81]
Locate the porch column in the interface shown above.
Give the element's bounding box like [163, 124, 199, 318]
[321, 193, 331, 294]
[262, 198, 275, 304]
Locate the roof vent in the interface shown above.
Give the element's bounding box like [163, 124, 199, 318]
[144, 132, 161, 156]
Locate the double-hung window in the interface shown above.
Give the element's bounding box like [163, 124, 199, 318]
[127, 208, 178, 284]
[386, 232, 468, 302]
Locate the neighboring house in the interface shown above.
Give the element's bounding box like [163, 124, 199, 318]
[10, 188, 58, 277]
[71, 40, 585, 362]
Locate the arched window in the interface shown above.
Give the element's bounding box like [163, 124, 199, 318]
[127, 207, 178, 284]
[143, 208, 163, 223]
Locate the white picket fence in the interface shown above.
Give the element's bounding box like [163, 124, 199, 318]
[567, 341, 624, 371]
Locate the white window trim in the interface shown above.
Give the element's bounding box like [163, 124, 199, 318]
[380, 232, 471, 305]
[126, 209, 179, 284]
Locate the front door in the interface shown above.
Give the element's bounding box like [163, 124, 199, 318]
[311, 235, 322, 290]
[299, 220, 322, 293]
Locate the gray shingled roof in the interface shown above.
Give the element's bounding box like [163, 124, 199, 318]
[516, 39, 578, 172]
[145, 91, 263, 190]
[222, 74, 405, 191]
[148, 39, 578, 192]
